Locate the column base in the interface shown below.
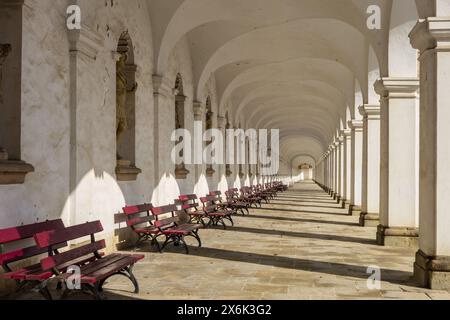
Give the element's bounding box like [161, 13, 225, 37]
[376, 225, 419, 248]
[414, 250, 450, 290]
[359, 212, 379, 227]
[349, 205, 362, 217]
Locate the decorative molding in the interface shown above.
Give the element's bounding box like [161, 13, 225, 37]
[68, 24, 104, 60]
[152, 74, 173, 98]
[0, 160, 35, 185]
[410, 18, 450, 54]
[0, 0, 24, 7]
[217, 116, 226, 129]
[175, 164, 190, 180]
[347, 120, 363, 130]
[116, 160, 142, 182]
[193, 101, 204, 119]
[374, 77, 420, 100]
[359, 104, 380, 119]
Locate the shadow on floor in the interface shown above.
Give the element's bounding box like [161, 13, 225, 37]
[267, 202, 342, 209]
[216, 225, 377, 246]
[255, 207, 348, 217]
[240, 214, 359, 227]
[170, 246, 415, 287]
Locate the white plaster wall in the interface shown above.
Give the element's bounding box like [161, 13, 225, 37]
[0, 0, 71, 228]
[0, 0, 156, 251]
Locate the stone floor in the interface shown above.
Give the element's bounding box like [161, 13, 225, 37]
[13, 181, 450, 300]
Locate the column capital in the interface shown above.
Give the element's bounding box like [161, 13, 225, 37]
[359, 104, 380, 119]
[374, 77, 419, 99]
[68, 24, 104, 60]
[193, 101, 204, 120]
[347, 120, 363, 130]
[217, 116, 226, 129]
[341, 129, 352, 137]
[153, 74, 174, 98]
[410, 18, 450, 55]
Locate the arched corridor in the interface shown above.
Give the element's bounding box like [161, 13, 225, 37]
[14, 181, 450, 300]
[2, 0, 450, 299]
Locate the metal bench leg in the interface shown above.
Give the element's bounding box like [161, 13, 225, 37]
[160, 235, 174, 253]
[180, 236, 189, 254]
[38, 286, 53, 301]
[84, 284, 104, 300]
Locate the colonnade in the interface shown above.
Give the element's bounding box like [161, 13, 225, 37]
[315, 12, 450, 290]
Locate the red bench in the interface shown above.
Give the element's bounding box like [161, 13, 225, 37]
[178, 194, 209, 227]
[241, 186, 262, 208]
[225, 189, 250, 215]
[150, 205, 202, 254]
[200, 196, 234, 229]
[0, 220, 67, 300]
[123, 204, 162, 252]
[33, 221, 144, 300]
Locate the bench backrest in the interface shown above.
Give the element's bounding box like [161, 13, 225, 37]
[178, 195, 200, 211]
[123, 204, 154, 231]
[34, 221, 105, 271]
[0, 219, 66, 269]
[150, 205, 179, 228]
[200, 196, 218, 213]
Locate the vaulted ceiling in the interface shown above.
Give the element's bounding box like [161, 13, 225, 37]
[147, 0, 418, 167]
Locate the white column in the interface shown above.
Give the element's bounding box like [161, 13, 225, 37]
[338, 135, 345, 206]
[359, 105, 381, 227]
[410, 16, 450, 289]
[331, 144, 338, 197]
[348, 120, 363, 215]
[375, 78, 420, 247]
[343, 129, 352, 210]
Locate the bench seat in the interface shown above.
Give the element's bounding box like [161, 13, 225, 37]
[162, 223, 202, 235]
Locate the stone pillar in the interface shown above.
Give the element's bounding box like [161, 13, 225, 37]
[338, 135, 345, 207]
[410, 17, 450, 289]
[330, 144, 336, 197]
[335, 141, 341, 201]
[217, 115, 226, 180]
[152, 74, 174, 188]
[348, 120, 363, 216]
[193, 101, 204, 181]
[342, 129, 352, 212]
[359, 105, 381, 227]
[375, 78, 420, 248]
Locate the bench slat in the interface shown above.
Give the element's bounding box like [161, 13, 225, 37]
[151, 205, 178, 216]
[126, 216, 154, 227]
[34, 221, 103, 248]
[123, 204, 153, 216]
[0, 220, 65, 245]
[0, 241, 67, 265]
[40, 240, 106, 270]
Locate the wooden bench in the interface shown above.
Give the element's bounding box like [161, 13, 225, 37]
[200, 196, 234, 229]
[178, 194, 209, 227]
[123, 204, 162, 252]
[241, 186, 262, 208]
[0, 220, 67, 300]
[33, 221, 144, 300]
[225, 189, 250, 215]
[150, 205, 202, 254]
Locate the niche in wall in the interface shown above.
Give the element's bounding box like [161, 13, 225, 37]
[115, 31, 141, 181]
[0, 1, 34, 185]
